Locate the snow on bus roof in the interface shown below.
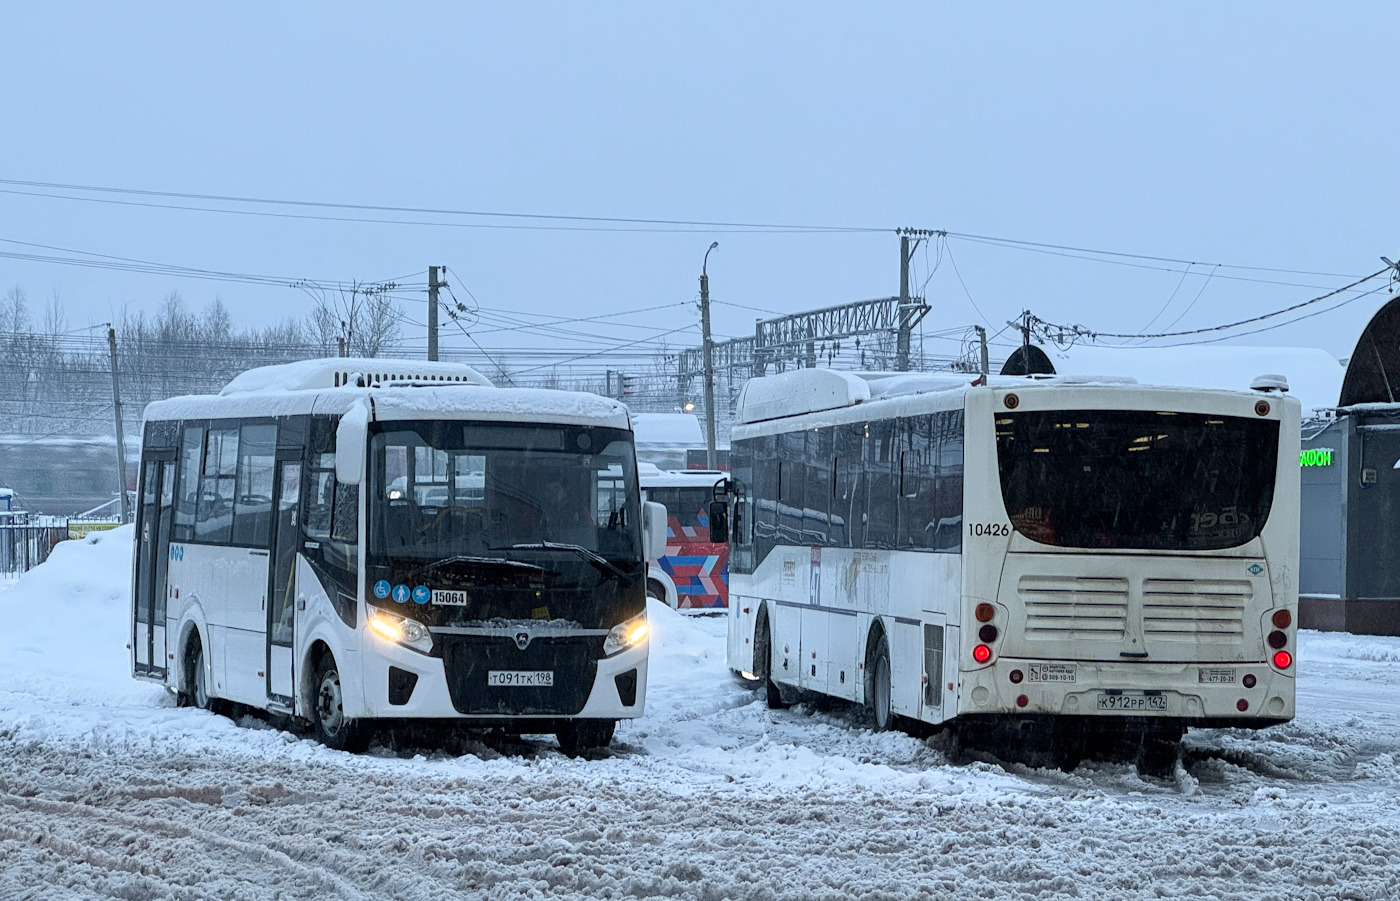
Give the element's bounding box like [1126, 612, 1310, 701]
[637, 462, 725, 488]
[146, 383, 631, 430]
[220, 357, 492, 394]
[630, 412, 704, 447]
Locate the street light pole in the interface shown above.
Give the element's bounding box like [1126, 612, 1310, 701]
[700, 242, 719, 470]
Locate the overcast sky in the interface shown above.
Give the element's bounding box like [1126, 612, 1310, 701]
[2, 3, 1397, 363]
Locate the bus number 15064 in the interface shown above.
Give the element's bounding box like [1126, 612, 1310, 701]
[969, 523, 1011, 537]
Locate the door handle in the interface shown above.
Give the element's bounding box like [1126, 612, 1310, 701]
[297, 594, 306, 611]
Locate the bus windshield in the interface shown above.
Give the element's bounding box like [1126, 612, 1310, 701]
[996, 409, 1279, 550]
[369, 421, 641, 564]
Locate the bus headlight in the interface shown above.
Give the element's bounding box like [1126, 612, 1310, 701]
[368, 610, 433, 654]
[604, 613, 649, 656]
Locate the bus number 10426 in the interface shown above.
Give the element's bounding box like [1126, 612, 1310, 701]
[969, 523, 1011, 537]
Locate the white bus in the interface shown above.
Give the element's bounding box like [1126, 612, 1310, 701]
[721, 368, 1299, 761]
[131, 359, 665, 752]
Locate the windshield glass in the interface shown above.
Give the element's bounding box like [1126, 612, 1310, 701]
[370, 421, 640, 561]
[996, 409, 1279, 550]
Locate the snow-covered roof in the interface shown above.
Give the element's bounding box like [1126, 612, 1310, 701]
[1047, 344, 1344, 415]
[637, 463, 726, 489]
[147, 383, 631, 430]
[630, 413, 704, 447]
[221, 357, 492, 394]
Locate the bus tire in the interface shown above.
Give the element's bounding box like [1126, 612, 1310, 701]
[181, 633, 209, 710]
[311, 655, 371, 752]
[868, 634, 894, 732]
[556, 718, 615, 753]
[755, 610, 790, 710]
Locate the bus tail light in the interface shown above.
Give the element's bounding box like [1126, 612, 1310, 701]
[975, 603, 996, 623]
[1237, 699, 1249, 712]
[972, 644, 992, 664]
[1272, 609, 1292, 629]
[978, 624, 999, 643]
[1016, 694, 1029, 708]
[1273, 650, 1293, 670]
[1267, 630, 1287, 649]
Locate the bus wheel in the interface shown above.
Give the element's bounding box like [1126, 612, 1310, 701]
[868, 635, 894, 732]
[556, 719, 615, 753]
[755, 612, 790, 710]
[179, 633, 215, 711]
[311, 656, 370, 752]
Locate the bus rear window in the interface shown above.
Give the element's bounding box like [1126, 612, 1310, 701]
[995, 410, 1279, 551]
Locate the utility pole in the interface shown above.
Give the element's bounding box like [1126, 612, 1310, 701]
[975, 325, 989, 378]
[700, 242, 719, 470]
[897, 234, 912, 371]
[1020, 310, 1032, 349]
[106, 326, 131, 524]
[427, 265, 441, 362]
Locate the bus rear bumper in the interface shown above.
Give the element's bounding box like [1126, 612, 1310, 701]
[958, 658, 1295, 723]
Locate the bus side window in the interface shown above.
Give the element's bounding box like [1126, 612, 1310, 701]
[934, 410, 965, 552]
[332, 481, 359, 543]
[196, 427, 239, 544]
[306, 457, 335, 539]
[865, 421, 897, 550]
[231, 423, 276, 548]
[174, 426, 204, 542]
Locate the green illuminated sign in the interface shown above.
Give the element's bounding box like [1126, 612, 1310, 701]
[1300, 448, 1334, 467]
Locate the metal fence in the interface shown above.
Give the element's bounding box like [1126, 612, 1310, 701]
[0, 522, 71, 574]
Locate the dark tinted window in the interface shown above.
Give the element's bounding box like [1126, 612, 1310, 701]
[996, 410, 1279, 550]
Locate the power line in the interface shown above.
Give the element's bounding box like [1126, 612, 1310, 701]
[1031, 268, 1391, 344]
[944, 230, 1364, 279]
[0, 179, 884, 234]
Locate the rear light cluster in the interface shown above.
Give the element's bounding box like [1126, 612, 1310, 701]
[973, 603, 997, 665]
[1269, 608, 1294, 671]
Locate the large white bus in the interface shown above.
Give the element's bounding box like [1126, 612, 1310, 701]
[721, 368, 1299, 762]
[131, 359, 665, 752]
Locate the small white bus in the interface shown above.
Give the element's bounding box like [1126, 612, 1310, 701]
[131, 359, 664, 751]
[721, 368, 1299, 762]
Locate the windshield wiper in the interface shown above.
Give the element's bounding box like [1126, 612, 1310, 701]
[492, 542, 629, 581]
[407, 555, 549, 580]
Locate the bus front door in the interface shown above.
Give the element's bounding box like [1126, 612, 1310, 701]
[266, 459, 302, 707]
[133, 457, 175, 679]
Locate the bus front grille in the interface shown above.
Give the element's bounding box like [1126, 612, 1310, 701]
[1142, 578, 1250, 643]
[1019, 575, 1129, 639]
[439, 635, 604, 716]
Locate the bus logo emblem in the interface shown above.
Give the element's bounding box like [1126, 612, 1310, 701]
[1248, 564, 1263, 575]
[515, 631, 531, 650]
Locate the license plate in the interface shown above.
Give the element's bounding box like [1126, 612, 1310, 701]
[1028, 663, 1077, 683]
[488, 670, 554, 687]
[1097, 693, 1167, 712]
[432, 589, 470, 606]
[1198, 667, 1236, 684]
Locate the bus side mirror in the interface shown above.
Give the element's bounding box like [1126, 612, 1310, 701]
[335, 401, 370, 486]
[708, 501, 729, 544]
[642, 501, 667, 562]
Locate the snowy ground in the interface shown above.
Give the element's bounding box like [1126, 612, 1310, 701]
[2, 530, 1399, 900]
